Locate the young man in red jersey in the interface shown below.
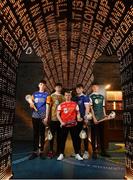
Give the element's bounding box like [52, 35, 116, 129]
[57, 90, 83, 161]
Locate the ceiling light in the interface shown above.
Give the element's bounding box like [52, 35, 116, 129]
[105, 84, 111, 90]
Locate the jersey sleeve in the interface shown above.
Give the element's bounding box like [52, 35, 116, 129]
[50, 95, 53, 106]
[76, 104, 79, 111]
[46, 95, 51, 104]
[103, 98, 105, 107]
[89, 96, 93, 106]
[32, 92, 37, 102]
[31, 95, 35, 101]
[57, 104, 61, 111]
[32, 92, 36, 98]
[84, 95, 90, 105]
[62, 95, 65, 102]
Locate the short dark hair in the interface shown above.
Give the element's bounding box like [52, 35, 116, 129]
[76, 84, 83, 88]
[55, 83, 62, 87]
[91, 82, 99, 86]
[64, 89, 72, 94]
[39, 80, 46, 84]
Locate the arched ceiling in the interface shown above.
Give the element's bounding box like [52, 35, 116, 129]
[0, 0, 132, 92]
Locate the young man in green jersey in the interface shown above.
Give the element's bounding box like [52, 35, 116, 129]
[90, 84, 110, 159]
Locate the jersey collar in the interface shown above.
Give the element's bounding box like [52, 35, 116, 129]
[78, 93, 85, 97]
[91, 92, 100, 95]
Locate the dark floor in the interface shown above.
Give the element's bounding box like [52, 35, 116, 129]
[12, 141, 125, 179]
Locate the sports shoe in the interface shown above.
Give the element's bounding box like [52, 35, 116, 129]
[75, 154, 83, 160]
[83, 151, 89, 159]
[29, 152, 38, 160]
[57, 154, 64, 161]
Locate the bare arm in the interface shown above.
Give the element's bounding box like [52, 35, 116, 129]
[46, 104, 50, 119]
[29, 95, 38, 111]
[43, 103, 50, 125]
[103, 107, 107, 117]
[85, 103, 91, 115]
[90, 106, 98, 124]
[75, 105, 82, 122]
[43, 95, 51, 125]
[83, 103, 91, 127]
[103, 98, 107, 117]
[77, 111, 82, 122]
[57, 111, 65, 126]
[29, 95, 35, 108]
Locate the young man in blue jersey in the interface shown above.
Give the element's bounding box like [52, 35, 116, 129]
[74, 84, 91, 159]
[29, 80, 51, 160]
[90, 84, 110, 159]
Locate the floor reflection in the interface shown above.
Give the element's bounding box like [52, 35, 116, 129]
[12, 139, 125, 179]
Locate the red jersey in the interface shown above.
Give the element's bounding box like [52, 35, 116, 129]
[57, 101, 79, 127]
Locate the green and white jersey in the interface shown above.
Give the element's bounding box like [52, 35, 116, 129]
[90, 92, 105, 121]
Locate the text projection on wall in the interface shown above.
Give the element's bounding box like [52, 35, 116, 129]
[0, 0, 133, 179]
[118, 43, 133, 179]
[0, 37, 19, 179]
[1, 0, 132, 91]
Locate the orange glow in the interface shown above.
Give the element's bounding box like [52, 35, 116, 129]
[105, 84, 111, 90]
[15, 102, 32, 128]
[124, 175, 133, 180]
[113, 101, 116, 110]
[106, 91, 122, 101]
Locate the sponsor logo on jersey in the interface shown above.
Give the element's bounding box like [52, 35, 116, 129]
[95, 99, 99, 104]
[64, 108, 68, 114]
[34, 98, 45, 103]
[55, 100, 59, 105]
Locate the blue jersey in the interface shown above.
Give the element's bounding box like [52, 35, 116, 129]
[32, 91, 49, 119]
[74, 94, 90, 118]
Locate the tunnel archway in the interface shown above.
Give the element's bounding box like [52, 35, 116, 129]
[0, 0, 133, 179]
